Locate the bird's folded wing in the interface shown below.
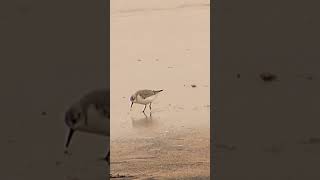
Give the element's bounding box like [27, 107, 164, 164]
[138, 90, 155, 99]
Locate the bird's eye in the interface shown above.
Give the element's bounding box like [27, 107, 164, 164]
[71, 118, 77, 124]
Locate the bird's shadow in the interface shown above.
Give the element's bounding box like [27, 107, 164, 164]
[131, 112, 156, 129]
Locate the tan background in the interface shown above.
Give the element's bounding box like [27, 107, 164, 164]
[111, 0, 210, 179]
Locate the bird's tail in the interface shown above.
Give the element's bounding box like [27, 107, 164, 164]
[154, 89, 163, 94]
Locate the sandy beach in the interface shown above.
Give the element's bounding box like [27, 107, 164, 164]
[0, 0, 209, 179]
[111, 0, 210, 179]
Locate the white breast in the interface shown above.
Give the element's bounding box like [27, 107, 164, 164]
[77, 105, 109, 136]
[135, 94, 157, 105]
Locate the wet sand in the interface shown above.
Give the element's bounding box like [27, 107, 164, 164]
[110, 0, 210, 179]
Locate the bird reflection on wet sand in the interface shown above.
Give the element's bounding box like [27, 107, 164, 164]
[131, 112, 157, 129]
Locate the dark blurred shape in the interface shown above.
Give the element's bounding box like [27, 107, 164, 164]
[259, 72, 277, 82]
[236, 73, 240, 79]
[300, 137, 320, 145]
[55, 161, 62, 166]
[41, 111, 47, 116]
[297, 73, 314, 80]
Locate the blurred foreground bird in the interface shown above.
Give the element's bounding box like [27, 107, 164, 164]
[64, 89, 110, 162]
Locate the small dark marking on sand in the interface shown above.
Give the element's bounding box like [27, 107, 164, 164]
[137, 59, 142, 62]
[260, 72, 278, 82]
[191, 84, 197, 88]
[41, 111, 47, 116]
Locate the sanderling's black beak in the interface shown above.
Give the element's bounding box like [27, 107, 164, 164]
[65, 128, 75, 148]
[130, 102, 133, 109]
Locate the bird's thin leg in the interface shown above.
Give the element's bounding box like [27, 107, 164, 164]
[149, 103, 152, 110]
[142, 111, 147, 118]
[143, 105, 147, 112]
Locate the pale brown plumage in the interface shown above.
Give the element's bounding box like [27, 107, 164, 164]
[134, 89, 163, 99]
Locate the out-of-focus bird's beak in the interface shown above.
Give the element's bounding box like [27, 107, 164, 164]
[130, 102, 133, 110]
[65, 128, 75, 148]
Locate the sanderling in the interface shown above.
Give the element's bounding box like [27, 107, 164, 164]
[64, 89, 110, 162]
[130, 89, 163, 112]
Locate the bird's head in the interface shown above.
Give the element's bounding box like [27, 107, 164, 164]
[130, 94, 136, 109]
[65, 103, 83, 130]
[130, 94, 136, 102]
[64, 103, 84, 149]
